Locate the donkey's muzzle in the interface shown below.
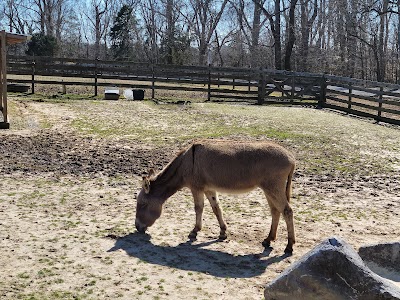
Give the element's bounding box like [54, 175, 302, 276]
[135, 220, 147, 233]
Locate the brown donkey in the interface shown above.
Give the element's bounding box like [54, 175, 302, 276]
[135, 140, 296, 253]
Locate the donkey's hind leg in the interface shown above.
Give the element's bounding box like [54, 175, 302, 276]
[188, 189, 205, 240]
[262, 201, 281, 248]
[205, 191, 227, 240]
[262, 185, 295, 254]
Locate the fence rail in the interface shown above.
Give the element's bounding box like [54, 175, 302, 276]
[5, 55, 400, 126]
[324, 75, 400, 125]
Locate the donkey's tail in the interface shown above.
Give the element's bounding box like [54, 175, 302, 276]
[286, 163, 295, 203]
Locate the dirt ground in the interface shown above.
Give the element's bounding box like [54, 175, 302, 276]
[1, 97, 399, 299]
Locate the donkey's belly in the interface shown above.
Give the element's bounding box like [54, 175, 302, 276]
[203, 183, 259, 195]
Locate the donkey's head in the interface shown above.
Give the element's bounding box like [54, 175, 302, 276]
[135, 171, 163, 233]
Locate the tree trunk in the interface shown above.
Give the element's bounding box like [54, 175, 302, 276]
[189, 0, 228, 66]
[166, 0, 174, 64]
[250, 0, 262, 67]
[377, 0, 389, 81]
[284, 0, 297, 71]
[274, 0, 282, 69]
[299, 0, 317, 72]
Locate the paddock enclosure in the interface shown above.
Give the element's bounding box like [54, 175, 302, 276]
[1, 95, 399, 299]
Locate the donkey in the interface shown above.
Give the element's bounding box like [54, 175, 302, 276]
[135, 140, 296, 253]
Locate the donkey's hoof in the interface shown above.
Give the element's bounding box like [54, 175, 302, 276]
[262, 239, 271, 248]
[218, 233, 227, 240]
[284, 246, 293, 255]
[188, 231, 197, 240]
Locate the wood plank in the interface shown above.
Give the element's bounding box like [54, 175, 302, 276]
[326, 74, 400, 90]
[326, 95, 348, 104]
[380, 106, 400, 115]
[382, 98, 400, 106]
[323, 103, 376, 119]
[209, 94, 258, 101]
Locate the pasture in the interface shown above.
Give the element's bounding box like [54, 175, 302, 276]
[1, 94, 399, 299]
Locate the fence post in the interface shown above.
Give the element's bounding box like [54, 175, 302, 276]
[257, 68, 266, 105]
[31, 59, 35, 94]
[208, 64, 211, 102]
[347, 82, 352, 112]
[290, 75, 295, 102]
[151, 63, 155, 99]
[62, 81, 66, 94]
[318, 74, 326, 108]
[94, 58, 98, 97]
[376, 86, 384, 122]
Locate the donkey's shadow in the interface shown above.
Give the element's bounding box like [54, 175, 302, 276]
[107, 232, 289, 278]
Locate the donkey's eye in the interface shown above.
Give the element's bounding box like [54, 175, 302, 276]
[138, 203, 147, 209]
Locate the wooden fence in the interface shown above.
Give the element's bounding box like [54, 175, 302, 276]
[6, 55, 400, 126]
[6, 55, 323, 103]
[324, 75, 400, 125]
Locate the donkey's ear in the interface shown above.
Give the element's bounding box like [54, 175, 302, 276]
[142, 177, 151, 194]
[148, 168, 155, 177]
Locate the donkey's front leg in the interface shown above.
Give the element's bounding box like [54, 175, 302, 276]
[188, 190, 205, 240]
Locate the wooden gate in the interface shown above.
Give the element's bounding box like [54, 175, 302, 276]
[260, 70, 324, 104]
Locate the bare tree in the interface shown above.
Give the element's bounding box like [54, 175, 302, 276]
[298, 0, 318, 71]
[30, 0, 67, 39]
[345, 0, 392, 81]
[139, 0, 161, 63]
[186, 0, 229, 65]
[253, 0, 283, 69]
[82, 0, 117, 59]
[231, 0, 268, 67]
[164, 0, 175, 64]
[1, 0, 32, 34]
[283, 0, 298, 70]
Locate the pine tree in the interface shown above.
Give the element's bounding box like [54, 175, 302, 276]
[109, 5, 137, 61]
[26, 33, 59, 56]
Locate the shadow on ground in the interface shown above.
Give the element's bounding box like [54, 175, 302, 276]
[107, 232, 289, 278]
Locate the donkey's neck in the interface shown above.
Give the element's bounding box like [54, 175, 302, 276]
[151, 150, 187, 202]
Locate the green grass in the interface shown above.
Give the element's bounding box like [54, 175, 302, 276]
[8, 97, 400, 178]
[16, 291, 88, 300]
[65, 100, 400, 178]
[69, 100, 309, 144]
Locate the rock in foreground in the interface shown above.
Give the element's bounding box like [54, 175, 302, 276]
[264, 237, 400, 300]
[359, 242, 400, 273]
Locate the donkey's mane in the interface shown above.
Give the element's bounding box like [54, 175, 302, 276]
[152, 146, 189, 185]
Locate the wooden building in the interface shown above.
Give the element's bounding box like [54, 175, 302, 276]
[0, 30, 28, 129]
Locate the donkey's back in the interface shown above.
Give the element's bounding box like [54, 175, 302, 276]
[188, 140, 295, 193]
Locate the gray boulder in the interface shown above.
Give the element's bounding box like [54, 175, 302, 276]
[359, 242, 400, 276]
[264, 237, 400, 300]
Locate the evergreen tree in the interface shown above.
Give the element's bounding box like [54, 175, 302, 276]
[160, 32, 191, 65]
[26, 33, 58, 56]
[109, 5, 137, 61]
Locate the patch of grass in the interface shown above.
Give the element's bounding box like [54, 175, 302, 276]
[85, 280, 96, 286]
[17, 272, 30, 279]
[62, 220, 81, 229]
[19, 290, 87, 300]
[39, 257, 55, 266]
[37, 268, 56, 279]
[60, 193, 68, 204]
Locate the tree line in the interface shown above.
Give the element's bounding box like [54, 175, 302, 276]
[1, 0, 400, 83]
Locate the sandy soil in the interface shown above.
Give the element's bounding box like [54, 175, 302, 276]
[1, 99, 399, 299]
